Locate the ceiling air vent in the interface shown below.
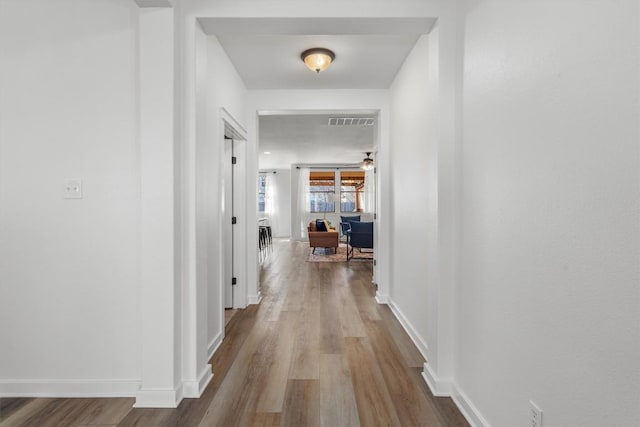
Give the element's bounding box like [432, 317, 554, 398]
[328, 117, 375, 126]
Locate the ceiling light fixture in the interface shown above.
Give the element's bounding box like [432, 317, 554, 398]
[360, 152, 374, 171]
[301, 48, 335, 73]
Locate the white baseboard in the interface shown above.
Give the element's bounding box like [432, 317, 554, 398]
[387, 299, 429, 359]
[208, 331, 224, 361]
[247, 291, 262, 305]
[421, 362, 452, 396]
[384, 300, 489, 427]
[374, 291, 389, 304]
[134, 385, 183, 408]
[0, 379, 139, 398]
[182, 365, 213, 398]
[451, 387, 490, 427]
[419, 362, 489, 427]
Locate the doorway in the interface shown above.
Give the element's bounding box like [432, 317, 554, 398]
[221, 115, 247, 311]
[256, 110, 379, 288]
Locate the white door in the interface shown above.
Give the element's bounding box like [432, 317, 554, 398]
[223, 136, 235, 308]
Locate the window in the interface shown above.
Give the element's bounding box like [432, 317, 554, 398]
[258, 174, 266, 212]
[340, 170, 365, 212]
[309, 171, 335, 213]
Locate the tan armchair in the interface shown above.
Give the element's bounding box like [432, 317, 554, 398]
[308, 220, 339, 254]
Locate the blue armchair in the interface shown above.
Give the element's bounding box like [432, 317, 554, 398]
[339, 215, 360, 240]
[346, 221, 373, 261]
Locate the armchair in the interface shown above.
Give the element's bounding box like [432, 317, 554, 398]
[339, 215, 361, 240]
[346, 221, 373, 261]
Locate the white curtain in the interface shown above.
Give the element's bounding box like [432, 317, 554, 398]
[295, 167, 310, 240]
[363, 167, 375, 214]
[264, 173, 278, 235]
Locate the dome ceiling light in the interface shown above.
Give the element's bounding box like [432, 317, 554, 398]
[301, 48, 335, 73]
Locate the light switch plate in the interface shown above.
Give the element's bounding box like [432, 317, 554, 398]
[64, 180, 83, 199]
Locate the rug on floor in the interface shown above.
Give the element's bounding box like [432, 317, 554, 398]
[307, 244, 374, 262]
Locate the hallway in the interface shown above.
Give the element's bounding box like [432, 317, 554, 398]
[0, 239, 468, 426]
[123, 239, 468, 426]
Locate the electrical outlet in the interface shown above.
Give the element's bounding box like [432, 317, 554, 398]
[529, 400, 543, 427]
[64, 180, 83, 199]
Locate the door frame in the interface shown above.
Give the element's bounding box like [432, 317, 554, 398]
[220, 108, 248, 313]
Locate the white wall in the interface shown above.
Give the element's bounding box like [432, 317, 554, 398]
[201, 34, 248, 356]
[388, 32, 439, 367]
[456, 1, 640, 426]
[0, 0, 140, 394]
[274, 169, 291, 239]
[137, 5, 180, 407]
[386, 16, 460, 399]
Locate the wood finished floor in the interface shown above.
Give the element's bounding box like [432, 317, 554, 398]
[0, 239, 469, 427]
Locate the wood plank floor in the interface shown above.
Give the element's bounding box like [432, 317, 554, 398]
[0, 239, 469, 427]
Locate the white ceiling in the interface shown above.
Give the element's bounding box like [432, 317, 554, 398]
[197, 17, 436, 169]
[216, 34, 419, 90]
[258, 114, 376, 170]
[198, 17, 436, 90]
